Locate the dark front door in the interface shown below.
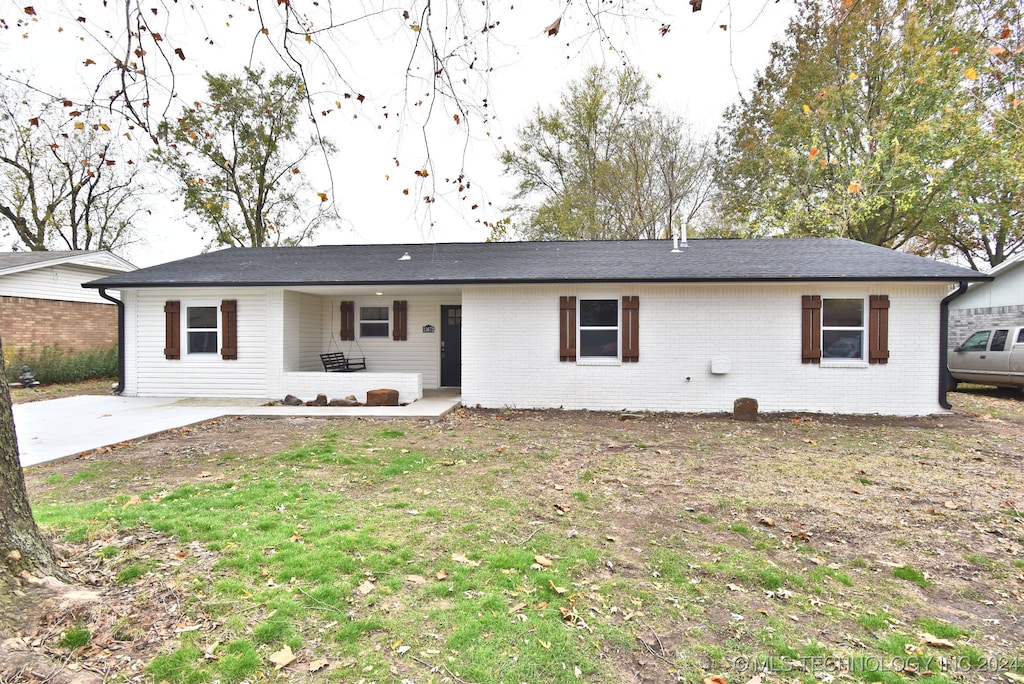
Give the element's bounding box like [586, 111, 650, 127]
[441, 305, 462, 387]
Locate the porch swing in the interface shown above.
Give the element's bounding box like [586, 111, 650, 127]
[321, 301, 367, 372]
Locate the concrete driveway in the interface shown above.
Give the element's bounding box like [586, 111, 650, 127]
[13, 392, 462, 468]
[13, 396, 230, 467]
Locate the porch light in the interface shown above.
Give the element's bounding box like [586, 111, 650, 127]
[375, 292, 384, 296]
[399, 252, 411, 260]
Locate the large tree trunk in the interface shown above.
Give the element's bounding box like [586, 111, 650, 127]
[0, 336, 62, 581]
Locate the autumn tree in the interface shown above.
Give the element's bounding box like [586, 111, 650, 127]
[715, 0, 978, 250]
[152, 68, 336, 248]
[922, 0, 1024, 269]
[0, 84, 143, 252]
[500, 66, 713, 241]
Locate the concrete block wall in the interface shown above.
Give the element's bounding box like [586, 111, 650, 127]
[0, 296, 117, 352]
[948, 306, 1024, 348]
[461, 282, 949, 416]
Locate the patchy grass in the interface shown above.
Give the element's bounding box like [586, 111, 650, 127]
[22, 388, 1024, 683]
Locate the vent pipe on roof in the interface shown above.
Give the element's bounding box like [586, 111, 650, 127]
[399, 252, 411, 261]
[671, 225, 688, 253]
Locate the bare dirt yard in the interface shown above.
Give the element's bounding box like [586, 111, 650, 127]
[5, 385, 1024, 683]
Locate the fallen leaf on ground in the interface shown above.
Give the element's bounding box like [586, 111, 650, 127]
[920, 633, 956, 648]
[452, 553, 481, 566]
[356, 580, 376, 595]
[549, 580, 568, 594]
[406, 574, 426, 584]
[307, 659, 330, 672]
[436, 568, 448, 580]
[535, 554, 554, 567]
[269, 644, 296, 670]
[508, 601, 527, 613]
[705, 676, 728, 684]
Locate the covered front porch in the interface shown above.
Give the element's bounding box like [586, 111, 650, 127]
[275, 285, 462, 405]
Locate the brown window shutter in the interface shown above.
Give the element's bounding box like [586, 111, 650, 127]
[559, 296, 576, 361]
[340, 301, 355, 341]
[164, 300, 180, 360]
[393, 300, 408, 341]
[868, 294, 890, 364]
[621, 296, 639, 362]
[220, 299, 238, 360]
[801, 295, 822, 363]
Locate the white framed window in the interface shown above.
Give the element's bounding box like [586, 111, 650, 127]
[185, 304, 219, 354]
[821, 298, 864, 360]
[578, 299, 619, 359]
[359, 305, 389, 338]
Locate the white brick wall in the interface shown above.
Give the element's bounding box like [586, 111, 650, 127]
[461, 282, 949, 416]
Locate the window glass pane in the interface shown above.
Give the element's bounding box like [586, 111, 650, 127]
[822, 331, 862, 359]
[360, 306, 388, 322]
[188, 331, 218, 354]
[990, 329, 1009, 352]
[1018, 329, 1024, 344]
[960, 331, 990, 352]
[188, 306, 217, 329]
[822, 299, 863, 327]
[360, 322, 388, 337]
[580, 330, 617, 357]
[580, 300, 617, 327]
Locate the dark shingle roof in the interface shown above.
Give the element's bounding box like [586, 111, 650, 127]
[83, 238, 986, 289]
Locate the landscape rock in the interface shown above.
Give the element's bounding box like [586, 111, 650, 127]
[283, 394, 303, 406]
[305, 393, 328, 406]
[733, 397, 758, 422]
[328, 398, 359, 407]
[366, 388, 399, 406]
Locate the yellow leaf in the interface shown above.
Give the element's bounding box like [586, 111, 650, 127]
[305, 33, 312, 43]
[534, 554, 554, 567]
[964, 67, 978, 81]
[848, 72, 858, 80]
[548, 580, 568, 594]
[74, 122, 85, 130]
[802, 104, 810, 114]
[317, 192, 328, 202]
[848, 181, 861, 193]
[410, 23, 421, 32]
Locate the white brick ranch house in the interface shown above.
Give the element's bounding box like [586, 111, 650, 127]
[83, 238, 987, 416]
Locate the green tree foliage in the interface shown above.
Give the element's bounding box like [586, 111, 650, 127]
[500, 66, 712, 241]
[153, 68, 336, 248]
[715, 0, 980, 251]
[0, 84, 142, 252]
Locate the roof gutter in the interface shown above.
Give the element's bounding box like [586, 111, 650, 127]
[98, 288, 125, 395]
[939, 280, 970, 410]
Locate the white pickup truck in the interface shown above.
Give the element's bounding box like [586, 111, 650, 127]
[948, 326, 1024, 390]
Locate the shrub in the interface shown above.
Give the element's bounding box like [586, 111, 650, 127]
[4, 345, 117, 384]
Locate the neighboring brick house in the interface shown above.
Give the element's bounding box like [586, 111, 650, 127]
[948, 254, 1024, 349]
[85, 239, 987, 416]
[0, 251, 136, 353]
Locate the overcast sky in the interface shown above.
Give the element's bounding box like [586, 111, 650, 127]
[1, 1, 794, 266]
